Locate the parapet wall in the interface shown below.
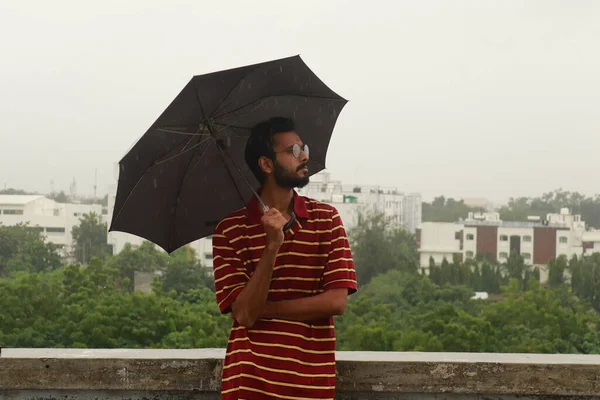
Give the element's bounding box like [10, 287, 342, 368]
[2, 349, 600, 399]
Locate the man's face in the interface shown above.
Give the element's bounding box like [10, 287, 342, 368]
[271, 131, 310, 189]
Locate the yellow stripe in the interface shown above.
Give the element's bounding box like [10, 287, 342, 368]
[230, 232, 266, 243]
[329, 247, 352, 255]
[213, 262, 232, 274]
[214, 271, 248, 283]
[213, 245, 235, 251]
[323, 267, 354, 276]
[217, 285, 244, 308]
[212, 233, 226, 239]
[262, 319, 334, 330]
[280, 251, 328, 258]
[222, 386, 332, 400]
[216, 283, 245, 296]
[269, 288, 323, 294]
[228, 337, 335, 355]
[222, 373, 335, 390]
[223, 360, 335, 378]
[325, 278, 357, 286]
[326, 257, 354, 265]
[272, 276, 320, 282]
[217, 214, 246, 225]
[274, 264, 325, 271]
[222, 223, 260, 234]
[285, 239, 331, 246]
[299, 228, 332, 234]
[306, 218, 332, 223]
[331, 236, 348, 243]
[236, 245, 264, 255]
[248, 329, 335, 342]
[307, 208, 334, 213]
[214, 255, 242, 262]
[225, 348, 336, 367]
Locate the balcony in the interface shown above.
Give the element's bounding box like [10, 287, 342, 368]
[2, 349, 600, 399]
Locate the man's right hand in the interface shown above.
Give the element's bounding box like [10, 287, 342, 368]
[261, 208, 286, 250]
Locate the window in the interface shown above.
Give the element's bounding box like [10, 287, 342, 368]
[2, 209, 24, 215]
[204, 252, 213, 260]
[559, 236, 568, 244]
[523, 235, 532, 243]
[499, 252, 508, 259]
[46, 227, 66, 233]
[499, 235, 508, 242]
[522, 252, 531, 260]
[466, 251, 474, 258]
[466, 233, 474, 241]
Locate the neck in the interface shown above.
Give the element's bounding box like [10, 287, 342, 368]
[260, 181, 294, 217]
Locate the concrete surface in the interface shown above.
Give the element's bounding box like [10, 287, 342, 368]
[2, 349, 600, 399]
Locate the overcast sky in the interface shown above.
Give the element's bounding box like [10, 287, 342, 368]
[1, 0, 599, 204]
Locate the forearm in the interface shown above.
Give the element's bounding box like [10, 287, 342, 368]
[231, 245, 278, 327]
[260, 289, 347, 321]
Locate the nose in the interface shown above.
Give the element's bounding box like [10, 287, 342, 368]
[300, 149, 309, 162]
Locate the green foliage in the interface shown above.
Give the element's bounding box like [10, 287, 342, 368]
[3, 205, 600, 354]
[0, 223, 62, 276]
[71, 212, 112, 264]
[348, 208, 418, 285]
[335, 270, 600, 354]
[499, 189, 600, 228]
[422, 196, 479, 222]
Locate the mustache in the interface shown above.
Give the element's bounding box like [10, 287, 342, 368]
[297, 163, 309, 171]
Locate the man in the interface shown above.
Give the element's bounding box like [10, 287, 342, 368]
[212, 117, 358, 399]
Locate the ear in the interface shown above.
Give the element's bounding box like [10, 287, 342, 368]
[258, 156, 274, 176]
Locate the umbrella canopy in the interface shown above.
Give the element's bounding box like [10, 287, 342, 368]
[109, 55, 347, 253]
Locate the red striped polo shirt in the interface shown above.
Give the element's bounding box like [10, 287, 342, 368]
[212, 190, 358, 400]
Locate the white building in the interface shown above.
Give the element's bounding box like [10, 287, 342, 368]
[0, 195, 104, 259]
[296, 172, 422, 233]
[417, 208, 600, 281]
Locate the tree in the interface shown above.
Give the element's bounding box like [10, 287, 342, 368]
[548, 255, 568, 288]
[0, 223, 62, 276]
[48, 191, 70, 203]
[422, 196, 478, 222]
[348, 208, 418, 285]
[71, 212, 112, 264]
[106, 241, 169, 285]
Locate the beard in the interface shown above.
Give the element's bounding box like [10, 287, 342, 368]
[273, 160, 310, 189]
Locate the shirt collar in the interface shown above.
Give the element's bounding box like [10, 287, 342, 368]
[246, 189, 309, 224]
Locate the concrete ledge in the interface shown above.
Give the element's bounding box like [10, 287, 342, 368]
[2, 349, 600, 398]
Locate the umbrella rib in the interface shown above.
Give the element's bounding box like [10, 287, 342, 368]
[157, 127, 210, 137]
[110, 136, 213, 230]
[153, 136, 213, 166]
[167, 138, 206, 252]
[212, 93, 346, 121]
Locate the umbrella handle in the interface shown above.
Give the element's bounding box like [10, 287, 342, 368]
[283, 211, 296, 231]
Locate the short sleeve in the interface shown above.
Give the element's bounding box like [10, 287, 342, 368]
[212, 227, 249, 314]
[322, 210, 358, 294]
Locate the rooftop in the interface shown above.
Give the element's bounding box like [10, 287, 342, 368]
[0, 195, 45, 206]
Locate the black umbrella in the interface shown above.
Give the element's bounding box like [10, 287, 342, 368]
[109, 55, 347, 253]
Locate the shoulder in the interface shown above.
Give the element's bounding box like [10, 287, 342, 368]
[214, 206, 247, 235]
[301, 196, 342, 221]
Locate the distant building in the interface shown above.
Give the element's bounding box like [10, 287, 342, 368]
[416, 208, 600, 282]
[296, 172, 422, 233]
[0, 194, 104, 259]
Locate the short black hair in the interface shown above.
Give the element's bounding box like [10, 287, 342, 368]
[245, 117, 296, 184]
